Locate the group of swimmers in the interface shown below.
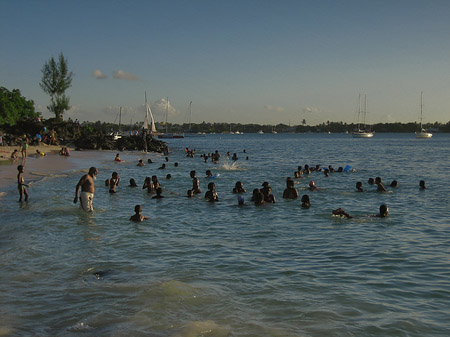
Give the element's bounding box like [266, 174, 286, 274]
[66, 147, 430, 222]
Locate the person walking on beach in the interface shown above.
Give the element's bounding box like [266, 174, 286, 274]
[74, 167, 98, 212]
[21, 137, 29, 159]
[17, 165, 29, 202]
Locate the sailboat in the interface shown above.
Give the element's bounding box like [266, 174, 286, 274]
[142, 92, 159, 135]
[184, 101, 205, 137]
[157, 97, 184, 139]
[415, 92, 433, 139]
[352, 94, 374, 138]
[109, 106, 123, 140]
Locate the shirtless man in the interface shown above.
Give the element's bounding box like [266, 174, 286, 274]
[283, 178, 299, 199]
[205, 182, 219, 202]
[190, 170, 201, 194]
[74, 167, 98, 212]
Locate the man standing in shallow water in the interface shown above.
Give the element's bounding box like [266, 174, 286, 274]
[74, 167, 98, 212]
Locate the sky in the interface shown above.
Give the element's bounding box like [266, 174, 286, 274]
[1, 0, 450, 126]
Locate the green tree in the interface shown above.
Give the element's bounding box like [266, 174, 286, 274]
[40, 52, 73, 120]
[0, 87, 37, 126]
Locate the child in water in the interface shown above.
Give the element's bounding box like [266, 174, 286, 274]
[130, 205, 150, 222]
[17, 165, 29, 202]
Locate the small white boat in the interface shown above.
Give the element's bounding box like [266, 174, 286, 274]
[257, 130, 264, 134]
[415, 92, 433, 139]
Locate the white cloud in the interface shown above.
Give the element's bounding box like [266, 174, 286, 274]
[264, 105, 284, 113]
[301, 106, 320, 114]
[113, 70, 139, 81]
[92, 69, 108, 79]
[151, 98, 177, 120]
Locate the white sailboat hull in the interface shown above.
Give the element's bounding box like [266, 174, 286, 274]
[352, 131, 374, 138]
[415, 131, 433, 138]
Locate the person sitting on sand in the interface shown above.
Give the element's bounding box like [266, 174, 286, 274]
[129, 205, 149, 222]
[419, 180, 426, 189]
[283, 177, 299, 199]
[137, 159, 145, 166]
[308, 180, 318, 191]
[17, 165, 29, 202]
[11, 149, 19, 160]
[205, 182, 219, 202]
[190, 170, 201, 194]
[356, 181, 364, 192]
[375, 177, 387, 192]
[129, 178, 137, 187]
[332, 208, 353, 218]
[232, 181, 246, 194]
[35, 149, 46, 157]
[301, 194, 311, 208]
[114, 153, 122, 162]
[109, 172, 120, 193]
[152, 187, 164, 199]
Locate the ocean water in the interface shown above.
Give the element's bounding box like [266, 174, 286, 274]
[1, 133, 449, 336]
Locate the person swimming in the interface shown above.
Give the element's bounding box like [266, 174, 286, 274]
[261, 182, 275, 203]
[129, 205, 149, 222]
[254, 190, 265, 206]
[389, 180, 398, 187]
[356, 181, 364, 192]
[419, 180, 426, 189]
[205, 170, 213, 178]
[237, 195, 245, 206]
[114, 153, 122, 162]
[308, 180, 318, 191]
[301, 194, 310, 208]
[129, 178, 137, 187]
[283, 177, 298, 199]
[375, 177, 387, 192]
[205, 182, 219, 202]
[232, 181, 246, 194]
[152, 187, 164, 199]
[368, 178, 375, 185]
[377, 204, 389, 217]
[332, 208, 353, 219]
[190, 170, 201, 194]
[137, 159, 145, 166]
[109, 172, 120, 193]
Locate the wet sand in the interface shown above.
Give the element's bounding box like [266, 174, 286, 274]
[0, 145, 76, 190]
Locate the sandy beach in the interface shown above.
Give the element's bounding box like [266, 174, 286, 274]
[0, 145, 76, 190]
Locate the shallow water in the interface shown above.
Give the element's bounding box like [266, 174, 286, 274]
[1, 133, 449, 336]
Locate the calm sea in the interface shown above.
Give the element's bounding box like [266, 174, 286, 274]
[1, 133, 449, 336]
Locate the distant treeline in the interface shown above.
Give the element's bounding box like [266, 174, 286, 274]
[79, 119, 450, 134]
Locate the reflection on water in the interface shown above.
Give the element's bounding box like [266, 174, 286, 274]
[1, 133, 450, 336]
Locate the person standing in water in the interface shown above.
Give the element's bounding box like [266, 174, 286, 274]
[17, 165, 29, 202]
[74, 167, 98, 212]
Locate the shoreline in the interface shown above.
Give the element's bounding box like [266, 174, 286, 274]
[0, 145, 77, 191]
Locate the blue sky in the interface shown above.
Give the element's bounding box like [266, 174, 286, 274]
[1, 0, 450, 125]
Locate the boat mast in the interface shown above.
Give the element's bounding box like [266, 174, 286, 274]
[363, 94, 367, 130]
[358, 94, 362, 130]
[189, 101, 192, 131]
[119, 106, 122, 129]
[166, 97, 169, 133]
[420, 91, 424, 130]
